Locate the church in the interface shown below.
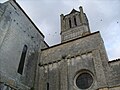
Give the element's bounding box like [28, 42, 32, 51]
[0, 0, 120, 90]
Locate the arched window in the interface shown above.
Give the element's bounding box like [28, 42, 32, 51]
[17, 45, 28, 75]
[69, 18, 72, 28]
[74, 16, 77, 26]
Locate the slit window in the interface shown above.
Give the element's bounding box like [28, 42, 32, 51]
[74, 16, 77, 26]
[17, 45, 28, 75]
[47, 83, 49, 90]
[69, 18, 72, 28]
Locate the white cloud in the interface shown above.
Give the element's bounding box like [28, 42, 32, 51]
[104, 21, 120, 60]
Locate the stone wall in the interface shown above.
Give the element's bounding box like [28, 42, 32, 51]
[108, 60, 120, 88]
[99, 87, 120, 90]
[109, 86, 120, 90]
[0, 0, 46, 90]
[39, 32, 110, 90]
[61, 24, 89, 42]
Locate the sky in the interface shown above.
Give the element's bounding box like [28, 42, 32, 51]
[1, 0, 120, 60]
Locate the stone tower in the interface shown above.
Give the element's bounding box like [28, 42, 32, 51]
[60, 6, 90, 43]
[38, 6, 113, 90]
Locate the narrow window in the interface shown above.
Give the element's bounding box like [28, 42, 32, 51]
[17, 45, 28, 75]
[69, 18, 72, 28]
[74, 16, 77, 26]
[47, 83, 49, 90]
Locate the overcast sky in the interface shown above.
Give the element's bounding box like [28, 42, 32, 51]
[1, 0, 120, 60]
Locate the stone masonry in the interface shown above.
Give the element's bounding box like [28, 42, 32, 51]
[0, 0, 120, 90]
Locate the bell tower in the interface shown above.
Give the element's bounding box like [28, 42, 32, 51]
[60, 6, 90, 43]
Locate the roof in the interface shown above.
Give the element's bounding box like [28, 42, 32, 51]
[69, 9, 79, 14]
[64, 8, 79, 17]
[109, 59, 120, 63]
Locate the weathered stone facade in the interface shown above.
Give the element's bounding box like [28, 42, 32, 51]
[0, 0, 120, 90]
[0, 0, 48, 90]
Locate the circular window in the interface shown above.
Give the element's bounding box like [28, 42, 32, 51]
[76, 72, 93, 89]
